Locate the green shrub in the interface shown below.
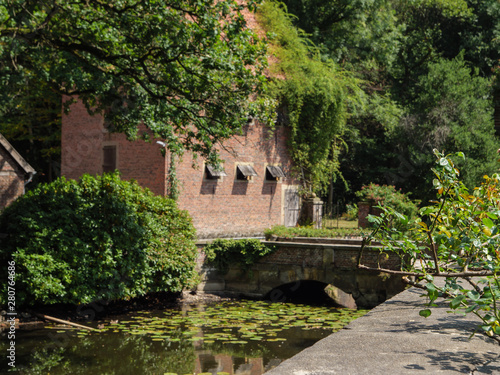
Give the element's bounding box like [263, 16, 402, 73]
[264, 225, 364, 239]
[203, 239, 276, 274]
[344, 204, 359, 221]
[0, 172, 197, 307]
[355, 183, 419, 218]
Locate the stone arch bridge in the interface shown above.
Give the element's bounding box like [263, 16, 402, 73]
[197, 238, 405, 309]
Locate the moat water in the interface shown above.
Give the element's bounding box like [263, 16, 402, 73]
[2, 300, 366, 374]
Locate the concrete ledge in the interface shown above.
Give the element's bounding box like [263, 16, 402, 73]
[265, 285, 500, 374]
[261, 240, 380, 251]
[269, 237, 380, 247]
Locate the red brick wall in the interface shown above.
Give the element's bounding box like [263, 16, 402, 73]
[358, 201, 383, 228]
[61, 100, 298, 238]
[61, 99, 166, 196]
[358, 202, 370, 228]
[0, 147, 25, 210]
[176, 123, 296, 238]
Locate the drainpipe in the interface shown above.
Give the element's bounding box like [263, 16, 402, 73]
[156, 141, 169, 195]
[23, 171, 37, 194]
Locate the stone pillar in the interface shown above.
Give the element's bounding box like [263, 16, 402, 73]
[358, 201, 370, 228]
[358, 201, 384, 228]
[299, 197, 323, 229]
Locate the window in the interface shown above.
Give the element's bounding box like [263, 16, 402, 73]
[204, 164, 227, 180]
[102, 145, 117, 173]
[236, 164, 257, 181]
[265, 165, 285, 182]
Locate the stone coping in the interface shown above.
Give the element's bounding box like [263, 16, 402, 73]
[261, 240, 381, 250]
[196, 237, 382, 250]
[270, 236, 374, 245]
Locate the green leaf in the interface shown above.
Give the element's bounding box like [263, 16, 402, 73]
[465, 305, 476, 313]
[425, 282, 439, 302]
[449, 295, 466, 309]
[439, 158, 449, 167]
[420, 207, 435, 215]
[428, 289, 439, 302]
[482, 217, 494, 229]
[486, 212, 498, 220]
[481, 324, 492, 332]
[484, 314, 496, 324]
[467, 290, 481, 301]
[419, 309, 432, 318]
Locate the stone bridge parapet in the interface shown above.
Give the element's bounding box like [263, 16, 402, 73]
[197, 238, 406, 308]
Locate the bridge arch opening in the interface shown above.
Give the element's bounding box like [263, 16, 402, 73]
[264, 280, 357, 308]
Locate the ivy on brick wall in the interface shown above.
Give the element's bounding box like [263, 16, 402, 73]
[257, 1, 362, 195]
[203, 239, 276, 274]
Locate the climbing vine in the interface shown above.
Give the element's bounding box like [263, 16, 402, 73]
[257, 1, 362, 195]
[167, 152, 180, 201]
[204, 239, 276, 274]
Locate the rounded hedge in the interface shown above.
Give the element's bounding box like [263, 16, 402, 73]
[0, 173, 197, 307]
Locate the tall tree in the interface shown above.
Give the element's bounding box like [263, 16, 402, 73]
[0, 0, 272, 162]
[282, 0, 499, 205]
[443, 0, 500, 77]
[391, 0, 473, 102]
[282, 0, 401, 71]
[0, 77, 60, 183]
[395, 56, 497, 200]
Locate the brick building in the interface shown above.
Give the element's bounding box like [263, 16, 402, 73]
[59, 5, 303, 237]
[61, 100, 300, 238]
[0, 134, 36, 210]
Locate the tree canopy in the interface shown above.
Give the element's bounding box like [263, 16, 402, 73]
[0, 0, 272, 161]
[283, 0, 499, 204]
[1, 0, 498, 203]
[0, 76, 61, 183]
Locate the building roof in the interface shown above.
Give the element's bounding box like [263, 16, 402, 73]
[0, 133, 36, 174]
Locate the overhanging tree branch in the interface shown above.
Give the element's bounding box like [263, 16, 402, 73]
[0, 0, 271, 158]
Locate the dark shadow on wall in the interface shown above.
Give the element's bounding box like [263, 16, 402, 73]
[231, 181, 248, 195]
[261, 182, 277, 196]
[200, 181, 219, 195]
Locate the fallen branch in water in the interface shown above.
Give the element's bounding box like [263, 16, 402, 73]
[34, 313, 97, 331]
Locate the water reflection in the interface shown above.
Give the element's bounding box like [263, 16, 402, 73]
[2, 301, 366, 374]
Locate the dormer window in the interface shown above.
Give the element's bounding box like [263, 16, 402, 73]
[265, 165, 285, 182]
[236, 164, 257, 181]
[205, 164, 227, 180]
